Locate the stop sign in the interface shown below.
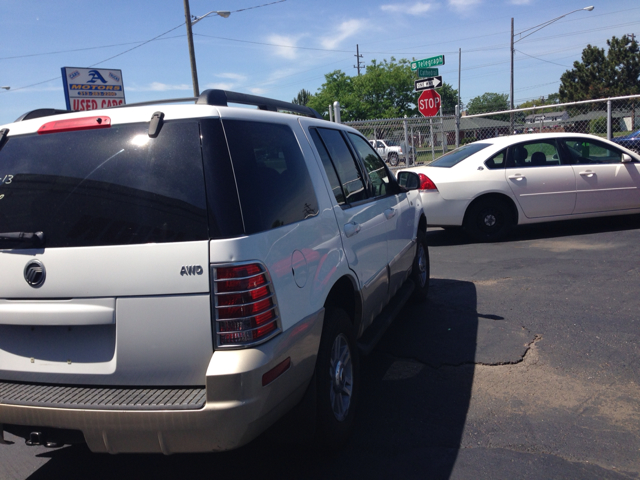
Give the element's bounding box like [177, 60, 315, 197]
[418, 89, 441, 117]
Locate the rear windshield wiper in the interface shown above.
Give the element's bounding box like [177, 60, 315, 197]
[0, 231, 45, 247]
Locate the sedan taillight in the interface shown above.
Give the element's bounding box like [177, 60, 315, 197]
[213, 263, 280, 347]
[418, 173, 438, 191]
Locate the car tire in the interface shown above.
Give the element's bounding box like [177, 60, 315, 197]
[315, 307, 359, 450]
[463, 198, 514, 242]
[388, 153, 399, 167]
[410, 230, 430, 302]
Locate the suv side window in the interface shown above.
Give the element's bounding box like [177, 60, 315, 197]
[313, 128, 367, 205]
[560, 138, 624, 164]
[223, 120, 319, 234]
[347, 133, 392, 197]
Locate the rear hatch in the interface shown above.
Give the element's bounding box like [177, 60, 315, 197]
[0, 114, 213, 386]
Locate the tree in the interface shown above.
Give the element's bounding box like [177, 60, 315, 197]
[559, 35, 640, 104]
[292, 89, 312, 106]
[466, 92, 509, 121]
[306, 58, 459, 121]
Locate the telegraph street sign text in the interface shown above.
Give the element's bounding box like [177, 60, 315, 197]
[411, 55, 445, 71]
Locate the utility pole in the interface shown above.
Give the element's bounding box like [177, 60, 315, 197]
[627, 33, 637, 42]
[354, 44, 364, 76]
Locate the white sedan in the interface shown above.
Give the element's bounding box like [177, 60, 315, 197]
[397, 133, 640, 242]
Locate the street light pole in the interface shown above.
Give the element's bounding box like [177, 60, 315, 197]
[509, 6, 594, 130]
[183, 1, 231, 97]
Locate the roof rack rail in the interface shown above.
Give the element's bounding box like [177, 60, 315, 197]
[197, 89, 323, 119]
[15, 108, 70, 122]
[14, 89, 323, 122]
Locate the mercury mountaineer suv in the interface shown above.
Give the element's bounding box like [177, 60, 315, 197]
[0, 90, 429, 454]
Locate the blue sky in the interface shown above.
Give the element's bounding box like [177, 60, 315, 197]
[1, 0, 638, 124]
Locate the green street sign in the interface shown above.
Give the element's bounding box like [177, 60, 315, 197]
[411, 55, 445, 71]
[418, 67, 439, 77]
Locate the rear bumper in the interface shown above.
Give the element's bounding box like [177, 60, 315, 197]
[0, 309, 324, 454]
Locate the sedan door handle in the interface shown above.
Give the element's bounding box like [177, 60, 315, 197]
[344, 222, 361, 238]
[508, 174, 525, 181]
[384, 208, 396, 220]
[579, 171, 595, 178]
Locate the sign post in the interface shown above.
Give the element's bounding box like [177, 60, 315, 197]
[418, 90, 441, 117]
[61, 67, 126, 112]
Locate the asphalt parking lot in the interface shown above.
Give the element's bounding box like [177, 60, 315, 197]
[2, 214, 639, 479]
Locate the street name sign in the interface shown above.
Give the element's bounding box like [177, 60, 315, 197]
[411, 55, 445, 71]
[414, 76, 443, 92]
[418, 67, 439, 77]
[418, 89, 441, 117]
[61, 67, 126, 111]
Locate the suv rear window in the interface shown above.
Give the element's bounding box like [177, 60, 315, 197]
[0, 121, 208, 248]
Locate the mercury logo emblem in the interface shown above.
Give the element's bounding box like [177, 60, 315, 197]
[24, 260, 46, 288]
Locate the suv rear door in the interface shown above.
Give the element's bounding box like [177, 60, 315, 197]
[0, 118, 213, 386]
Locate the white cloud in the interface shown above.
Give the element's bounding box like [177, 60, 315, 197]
[128, 82, 191, 92]
[320, 19, 366, 49]
[448, 0, 482, 11]
[203, 82, 235, 90]
[381, 2, 435, 15]
[249, 88, 267, 95]
[215, 73, 247, 82]
[509, 0, 532, 4]
[266, 34, 301, 59]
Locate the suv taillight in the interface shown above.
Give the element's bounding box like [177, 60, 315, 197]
[418, 173, 438, 191]
[213, 263, 281, 347]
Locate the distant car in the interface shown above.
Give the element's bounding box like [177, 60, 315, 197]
[398, 133, 640, 242]
[369, 139, 405, 166]
[612, 129, 640, 153]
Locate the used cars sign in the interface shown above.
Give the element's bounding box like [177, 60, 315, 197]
[61, 67, 126, 111]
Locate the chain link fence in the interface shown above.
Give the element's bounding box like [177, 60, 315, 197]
[344, 94, 640, 166]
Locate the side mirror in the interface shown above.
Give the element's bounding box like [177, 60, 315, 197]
[622, 153, 634, 163]
[396, 171, 420, 190]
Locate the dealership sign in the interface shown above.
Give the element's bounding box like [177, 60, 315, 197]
[61, 67, 126, 111]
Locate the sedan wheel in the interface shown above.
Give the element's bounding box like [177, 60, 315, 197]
[464, 199, 514, 242]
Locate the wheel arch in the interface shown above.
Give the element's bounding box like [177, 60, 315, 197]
[463, 192, 519, 226]
[323, 274, 362, 333]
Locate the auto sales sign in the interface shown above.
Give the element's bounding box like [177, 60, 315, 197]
[61, 67, 126, 111]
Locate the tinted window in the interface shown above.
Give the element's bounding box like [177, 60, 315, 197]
[0, 121, 208, 248]
[560, 139, 623, 165]
[348, 133, 392, 197]
[315, 128, 367, 204]
[223, 120, 318, 233]
[485, 150, 506, 169]
[507, 140, 562, 168]
[430, 143, 492, 167]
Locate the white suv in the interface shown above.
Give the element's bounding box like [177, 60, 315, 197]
[0, 90, 429, 454]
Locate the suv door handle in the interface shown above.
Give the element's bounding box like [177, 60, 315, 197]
[579, 171, 595, 177]
[384, 208, 396, 220]
[344, 222, 361, 238]
[508, 174, 524, 181]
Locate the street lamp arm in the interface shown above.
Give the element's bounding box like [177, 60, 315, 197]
[191, 10, 231, 26]
[514, 6, 594, 44]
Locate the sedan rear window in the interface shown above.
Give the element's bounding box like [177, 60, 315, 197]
[429, 143, 491, 167]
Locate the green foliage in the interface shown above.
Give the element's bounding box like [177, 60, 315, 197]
[466, 92, 509, 121]
[306, 58, 459, 121]
[292, 89, 312, 106]
[559, 35, 640, 104]
[589, 116, 620, 135]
